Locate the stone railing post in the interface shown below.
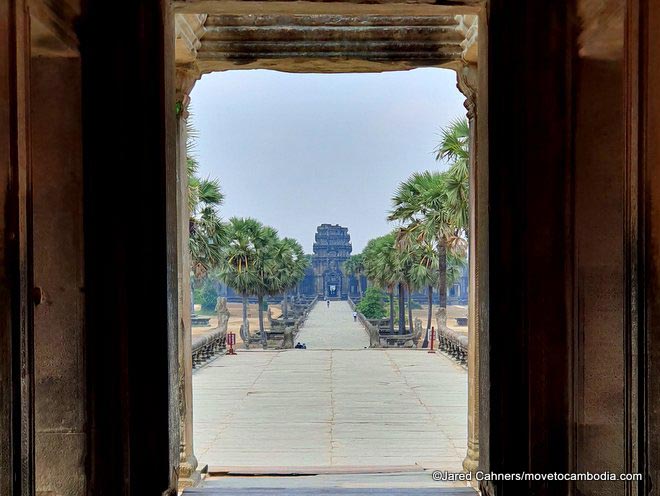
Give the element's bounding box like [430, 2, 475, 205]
[457, 62, 480, 474]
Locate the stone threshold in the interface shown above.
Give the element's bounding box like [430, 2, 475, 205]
[207, 465, 424, 476]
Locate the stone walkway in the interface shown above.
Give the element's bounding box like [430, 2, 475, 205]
[193, 301, 467, 475]
[295, 300, 370, 349]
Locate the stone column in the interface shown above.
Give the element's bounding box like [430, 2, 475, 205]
[176, 67, 201, 489]
[173, 15, 207, 487]
[457, 63, 480, 474]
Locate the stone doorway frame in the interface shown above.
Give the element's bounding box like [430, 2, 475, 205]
[173, 3, 486, 490]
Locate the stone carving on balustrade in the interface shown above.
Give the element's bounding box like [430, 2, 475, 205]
[215, 297, 230, 337]
[240, 320, 250, 349]
[413, 318, 424, 347]
[435, 306, 447, 333]
[283, 327, 295, 349]
[368, 326, 380, 348]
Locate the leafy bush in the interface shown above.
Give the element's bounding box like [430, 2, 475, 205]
[194, 279, 218, 312]
[356, 288, 386, 319]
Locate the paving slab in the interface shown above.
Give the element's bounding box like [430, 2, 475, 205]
[295, 301, 370, 349]
[193, 301, 467, 475]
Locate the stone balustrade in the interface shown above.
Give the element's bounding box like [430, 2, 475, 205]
[437, 325, 468, 366]
[347, 297, 380, 348]
[192, 329, 227, 369]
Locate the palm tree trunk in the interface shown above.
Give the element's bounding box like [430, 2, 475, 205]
[437, 238, 447, 328]
[407, 284, 413, 335]
[398, 282, 406, 335]
[388, 288, 395, 334]
[258, 294, 267, 348]
[242, 294, 250, 349]
[357, 274, 363, 297]
[283, 291, 289, 320]
[427, 285, 433, 331]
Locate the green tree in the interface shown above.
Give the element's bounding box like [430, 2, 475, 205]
[343, 254, 365, 297]
[271, 237, 308, 321]
[356, 287, 386, 319]
[287, 240, 309, 314]
[216, 217, 270, 347]
[189, 177, 226, 278]
[219, 224, 308, 349]
[253, 226, 280, 347]
[187, 120, 226, 278]
[389, 171, 466, 327]
[446, 250, 468, 293]
[395, 231, 436, 333]
[409, 241, 439, 332]
[435, 118, 470, 233]
[363, 233, 402, 334]
[193, 278, 219, 312]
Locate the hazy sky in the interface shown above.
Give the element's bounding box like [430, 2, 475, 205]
[189, 68, 465, 253]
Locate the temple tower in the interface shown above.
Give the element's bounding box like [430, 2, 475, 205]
[312, 224, 352, 299]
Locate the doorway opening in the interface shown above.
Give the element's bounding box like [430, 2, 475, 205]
[184, 67, 474, 491]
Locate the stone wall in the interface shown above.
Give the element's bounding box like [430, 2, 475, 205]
[31, 56, 86, 496]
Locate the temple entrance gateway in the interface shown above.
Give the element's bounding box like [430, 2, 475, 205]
[326, 281, 339, 298]
[309, 224, 352, 299]
[174, 10, 482, 491]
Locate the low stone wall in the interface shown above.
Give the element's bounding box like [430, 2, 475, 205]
[437, 325, 468, 366]
[192, 329, 226, 369]
[348, 297, 380, 348]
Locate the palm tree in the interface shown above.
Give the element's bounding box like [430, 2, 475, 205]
[343, 254, 365, 298]
[396, 231, 438, 334]
[389, 171, 466, 328]
[408, 241, 439, 332]
[363, 233, 400, 334]
[393, 232, 413, 333]
[189, 177, 226, 278]
[435, 118, 469, 233]
[446, 250, 468, 294]
[186, 118, 226, 278]
[218, 221, 308, 348]
[289, 241, 308, 309]
[297, 254, 313, 297]
[274, 238, 308, 320]
[251, 226, 280, 348]
[217, 217, 269, 348]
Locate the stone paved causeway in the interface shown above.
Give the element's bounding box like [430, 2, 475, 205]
[193, 301, 467, 475]
[295, 300, 370, 349]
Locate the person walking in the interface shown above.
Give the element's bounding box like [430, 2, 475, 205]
[353, 311, 357, 322]
[327, 299, 330, 308]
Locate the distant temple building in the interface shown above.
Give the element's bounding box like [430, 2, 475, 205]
[447, 265, 469, 305]
[217, 222, 466, 304]
[302, 224, 352, 299]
